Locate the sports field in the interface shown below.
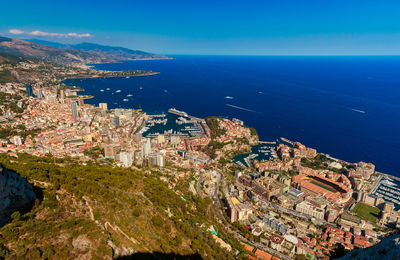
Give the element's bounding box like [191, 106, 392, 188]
[353, 202, 381, 222]
[310, 180, 338, 193]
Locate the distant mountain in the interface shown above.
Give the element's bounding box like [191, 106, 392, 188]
[0, 36, 111, 65]
[25, 39, 168, 61]
[0, 36, 168, 66]
[23, 39, 68, 49]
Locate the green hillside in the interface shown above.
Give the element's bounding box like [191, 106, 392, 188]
[0, 154, 244, 259]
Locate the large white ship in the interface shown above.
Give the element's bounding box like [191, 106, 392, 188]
[168, 108, 189, 117]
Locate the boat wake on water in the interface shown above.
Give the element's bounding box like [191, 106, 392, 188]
[224, 96, 234, 99]
[226, 104, 264, 114]
[347, 107, 366, 114]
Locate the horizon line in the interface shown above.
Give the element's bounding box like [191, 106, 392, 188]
[5, 35, 400, 57]
[164, 54, 400, 57]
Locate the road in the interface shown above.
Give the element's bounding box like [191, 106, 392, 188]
[215, 177, 293, 260]
[235, 181, 333, 227]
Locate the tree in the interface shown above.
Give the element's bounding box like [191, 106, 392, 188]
[0, 243, 9, 258]
[330, 243, 348, 259]
[11, 211, 21, 222]
[151, 215, 163, 227]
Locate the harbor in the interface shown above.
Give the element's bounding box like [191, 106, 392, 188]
[370, 176, 400, 210]
[233, 138, 293, 167]
[142, 108, 205, 139]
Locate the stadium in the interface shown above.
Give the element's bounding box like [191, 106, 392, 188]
[293, 173, 353, 204]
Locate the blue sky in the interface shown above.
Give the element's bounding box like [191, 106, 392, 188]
[1, 0, 400, 55]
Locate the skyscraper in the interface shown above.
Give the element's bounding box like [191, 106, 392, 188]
[149, 152, 164, 168]
[143, 138, 151, 157]
[71, 101, 79, 118]
[59, 89, 65, 100]
[26, 84, 33, 97]
[119, 152, 133, 167]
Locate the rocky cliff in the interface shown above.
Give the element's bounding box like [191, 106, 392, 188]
[340, 234, 400, 260]
[0, 164, 36, 226]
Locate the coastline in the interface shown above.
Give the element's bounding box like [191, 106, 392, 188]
[85, 57, 174, 68]
[61, 58, 397, 179]
[61, 71, 159, 81]
[65, 74, 398, 181]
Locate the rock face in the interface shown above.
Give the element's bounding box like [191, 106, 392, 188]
[0, 164, 36, 226]
[340, 234, 400, 260]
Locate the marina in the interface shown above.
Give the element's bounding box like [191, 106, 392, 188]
[370, 176, 400, 210]
[233, 138, 291, 167]
[142, 109, 204, 139]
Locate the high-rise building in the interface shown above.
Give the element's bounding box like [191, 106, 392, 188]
[295, 201, 325, 220]
[157, 134, 165, 144]
[78, 97, 85, 107]
[36, 89, 45, 99]
[119, 152, 133, 167]
[104, 144, 115, 158]
[143, 138, 151, 157]
[156, 153, 164, 167]
[99, 103, 108, 111]
[59, 89, 65, 100]
[71, 101, 79, 118]
[26, 84, 33, 97]
[149, 152, 164, 167]
[383, 202, 394, 215]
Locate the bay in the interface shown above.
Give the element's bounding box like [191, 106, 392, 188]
[64, 55, 400, 176]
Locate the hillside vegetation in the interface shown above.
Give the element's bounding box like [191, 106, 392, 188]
[0, 154, 244, 259]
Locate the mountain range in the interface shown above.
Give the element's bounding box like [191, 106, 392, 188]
[0, 36, 168, 66]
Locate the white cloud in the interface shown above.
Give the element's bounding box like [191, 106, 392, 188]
[9, 29, 24, 35]
[9, 29, 92, 38]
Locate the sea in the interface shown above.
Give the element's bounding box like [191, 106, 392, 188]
[63, 55, 400, 176]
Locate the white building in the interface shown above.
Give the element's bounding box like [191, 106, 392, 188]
[143, 138, 151, 157]
[11, 136, 23, 146]
[295, 201, 325, 220]
[99, 103, 108, 111]
[157, 134, 165, 144]
[149, 152, 164, 168]
[119, 152, 133, 167]
[170, 136, 181, 145]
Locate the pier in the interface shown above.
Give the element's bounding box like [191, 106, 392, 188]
[259, 141, 276, 145]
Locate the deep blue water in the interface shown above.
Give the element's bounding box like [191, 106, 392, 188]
[64, 56, 400, 176]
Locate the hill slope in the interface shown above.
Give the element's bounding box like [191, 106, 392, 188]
[0, 37, 110, 65]
[0, 37, 168, 66]
[25, 39, 168, 61]
[0, 154, 242, 259]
